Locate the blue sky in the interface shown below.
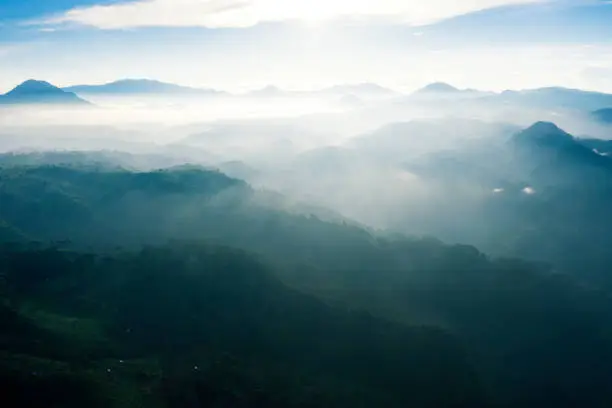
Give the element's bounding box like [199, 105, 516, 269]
[1, 0, 612, 92]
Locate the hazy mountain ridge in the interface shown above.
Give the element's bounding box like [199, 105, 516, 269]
[5, 77, 612, 115]
[64, 79, 225, 96]
[592, 107, 612, 124]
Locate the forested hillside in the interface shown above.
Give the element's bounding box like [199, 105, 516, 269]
[0, 243, 489, 408]
[1, 163, 612, 407]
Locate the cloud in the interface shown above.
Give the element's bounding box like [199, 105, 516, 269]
[38, 0, 547, 29]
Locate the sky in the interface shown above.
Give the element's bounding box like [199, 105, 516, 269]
[1, 0, 612, 93]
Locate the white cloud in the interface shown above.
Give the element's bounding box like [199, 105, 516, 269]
[40, 0, 546, 29]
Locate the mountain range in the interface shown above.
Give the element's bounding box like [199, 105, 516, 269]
[4, 78, 612, 113]
[243, 83, 399, 99]
[412, 82, 612, 111]
[59, 79, 400, 99]
[495, 87, 612, 111]
[63, 79, 224, 96]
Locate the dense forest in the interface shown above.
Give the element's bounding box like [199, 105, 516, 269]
[1, 243, 489, 408]
[2, 161, 612, 407]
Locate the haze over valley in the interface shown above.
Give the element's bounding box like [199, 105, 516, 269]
[3, 1, 612, 407]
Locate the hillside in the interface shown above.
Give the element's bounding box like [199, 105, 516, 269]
[0, 243, 488, 408]
[1, 162, 612, 407]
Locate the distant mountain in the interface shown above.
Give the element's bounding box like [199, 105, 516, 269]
[512, 121, 575, 148]
[497, 87, 612, 110]
[64, 79, 223, 96]
[338, 94, 366, 107]
[245, 83, 398, 99]
[351, 118, 516, 163]
[511, 121, 612, 184]
[246, 85, 288, 97]
[413, 83, 489, 99]
[417, 82, 462, 94]
[0, 80, 89, 105]
[592, 108, 612, 124]
[320, 83, 398, 98]
[410, 83, 612, 111]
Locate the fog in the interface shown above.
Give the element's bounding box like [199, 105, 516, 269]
[5, 83, 612, 408]
[2, 86, 612, 252]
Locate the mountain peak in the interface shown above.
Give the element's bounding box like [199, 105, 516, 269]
[6, 80, 59, 95]
[514, 122, 575, 148]
[418, 82, 460, 93]
[1, 79, 89, 105]
[524, 121, 565, 134]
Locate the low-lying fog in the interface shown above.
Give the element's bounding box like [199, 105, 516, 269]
[2, 88, 612, 257]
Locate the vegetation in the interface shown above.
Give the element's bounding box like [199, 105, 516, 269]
[0, 243, 488, 408]
[2, 163, 612, 407]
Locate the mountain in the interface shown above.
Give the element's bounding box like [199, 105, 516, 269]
[246, 85, 288, 97]
[412, 83, 489, 99]
[320, 83, 399, 98]
[351, 118, 516, 163]
[512, 121, 575, 148]
[577, 137, 612, 156]
[497, 87, 612, 110]
[0, 80, 89, 105]
[63, 79, 223, 96]
[416, 82, 462, 94]
[244, 83, 398, 99]
[592, 107, 612, 124]
[511, 121, 612, 185]
[3, 161, 612, 407]
[0, 242, 490, 408]
[410, 83, 612, 111]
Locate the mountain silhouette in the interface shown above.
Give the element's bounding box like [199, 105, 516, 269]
[592, 108, 612, 124]
[497, 87, 612, 110]
[320, 83, 398, 98]
[247, 85, 287, 97]
[412, 83, 489, 99]
[512, 121, 575, 148]
[408, 83, 612, 110]
[64, 79, 223, 95]
[0, 80, 89, 105]
[511, 122, 612, 184]
[416, 82, 461, 93]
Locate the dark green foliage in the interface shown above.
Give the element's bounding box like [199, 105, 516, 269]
[0, 243, 489, 408]
[2, 164, 612, 407]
